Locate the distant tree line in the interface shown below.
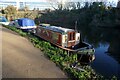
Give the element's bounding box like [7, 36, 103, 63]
[35, 2, 120, 29]
[1, 5, 39, 21]
[34, 2, 120, 48]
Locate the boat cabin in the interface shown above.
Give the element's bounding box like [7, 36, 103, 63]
[36, 24, 80, 48]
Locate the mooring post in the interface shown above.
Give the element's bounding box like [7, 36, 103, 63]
[67, 50, 70, 67]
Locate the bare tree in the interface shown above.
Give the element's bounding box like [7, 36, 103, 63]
[46, 0, 58, 10]
[46, 0, 67, 10]
[77, 2, 81, 9]
[117, 0, 120, 8]
[24, 6, 29, 11]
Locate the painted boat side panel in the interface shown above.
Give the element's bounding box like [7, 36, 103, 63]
[36, 27, 62, 46]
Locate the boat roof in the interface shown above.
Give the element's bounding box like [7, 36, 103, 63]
[39, 24, 75, 33]
[0, 16, 8, 22]
[16, 18, 35, 27]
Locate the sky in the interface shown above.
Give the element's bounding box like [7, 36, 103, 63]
[0, 0, 118, 2]
[0, 0, 118, 10]
[0, 0, 47, 2]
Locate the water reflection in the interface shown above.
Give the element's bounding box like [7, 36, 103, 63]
[108, 39, 120, 63]
[91, 45, 120, 79]
[79, 26, 120, 78]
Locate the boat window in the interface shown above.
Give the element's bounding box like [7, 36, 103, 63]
[62, 32, 67, 35]
[77, 37, 80, 40]
[73, 32, 75, 40]
[65, 36, 67, 42]
[69, 33, 72, 40]
[68, 32, 75, 41]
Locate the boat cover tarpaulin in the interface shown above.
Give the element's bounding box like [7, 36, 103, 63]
[18, 18, 35, 27]
[0, 16, 8, 22]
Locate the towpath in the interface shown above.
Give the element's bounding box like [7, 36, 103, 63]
[1, 25, 67, 78]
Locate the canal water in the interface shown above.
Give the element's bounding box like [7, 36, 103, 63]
[80, 27, 120, 79]
[91, 44, 120, 79]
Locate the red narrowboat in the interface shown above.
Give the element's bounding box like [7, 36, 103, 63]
[32, 24, 95, 62]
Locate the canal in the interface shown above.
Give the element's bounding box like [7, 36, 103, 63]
[81, 27, 120, 79]
[91, 44, 120, 79]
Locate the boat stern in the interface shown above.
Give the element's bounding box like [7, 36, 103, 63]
[75, 44, 95, 63]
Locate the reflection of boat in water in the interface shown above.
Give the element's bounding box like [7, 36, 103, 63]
[31, 24, 95, 62]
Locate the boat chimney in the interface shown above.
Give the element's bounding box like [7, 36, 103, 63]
[75, 20, 78, 32]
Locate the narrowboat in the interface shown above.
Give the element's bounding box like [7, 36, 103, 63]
[32, 24, 95, 62]
[9, 18, 36, 31]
